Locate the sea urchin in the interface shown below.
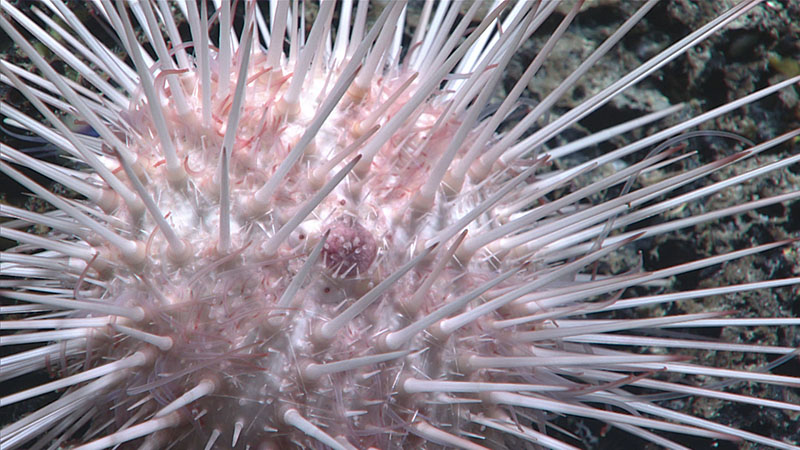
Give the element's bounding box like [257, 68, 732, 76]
[1, 0, 799, 449]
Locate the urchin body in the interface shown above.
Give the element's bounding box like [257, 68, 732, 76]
[108, 54, 484, 448]
[1, 1, 799, 450]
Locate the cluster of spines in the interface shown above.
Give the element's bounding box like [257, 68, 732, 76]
[1, 1, 799, 449]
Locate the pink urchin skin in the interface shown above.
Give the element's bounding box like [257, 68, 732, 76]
[83, 53, 474, 450]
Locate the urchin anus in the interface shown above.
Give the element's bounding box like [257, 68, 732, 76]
[1, 1, 800, 449]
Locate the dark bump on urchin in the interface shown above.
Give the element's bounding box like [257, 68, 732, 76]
[321, 219, 378, 278]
